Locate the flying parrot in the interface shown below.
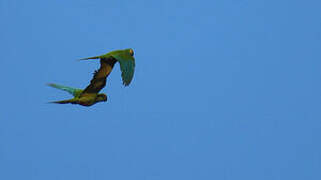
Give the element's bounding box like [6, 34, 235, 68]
[48, 58, 117, 106]
[79, 48, 135, 86]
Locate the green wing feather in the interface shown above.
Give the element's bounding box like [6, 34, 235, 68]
[111, 51, 135, 86]
[47, 83, 83, 97]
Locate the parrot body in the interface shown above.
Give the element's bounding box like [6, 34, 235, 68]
[48, 57, 117, 106]
[80, 48, 135, 86]
[48, 83, 107, 106]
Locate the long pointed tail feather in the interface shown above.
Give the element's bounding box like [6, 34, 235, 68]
[47, 83, 80, 96]
[49, 98, 77, 104]
[79, 56, 100, 61]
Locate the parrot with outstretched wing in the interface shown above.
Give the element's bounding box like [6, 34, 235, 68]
[80, 48, 135, 86]
[48, 57, 117, 106]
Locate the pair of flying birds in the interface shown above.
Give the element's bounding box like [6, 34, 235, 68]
[48, 48, 135, 106]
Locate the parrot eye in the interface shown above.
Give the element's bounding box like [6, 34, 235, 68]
[129, 49, 134, 56]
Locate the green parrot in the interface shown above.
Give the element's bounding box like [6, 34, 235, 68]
[48, 58, 117, 106]
[80, 48, 135, 86]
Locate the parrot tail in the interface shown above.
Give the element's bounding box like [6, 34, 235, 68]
[49, 98, 78, 104]
[47, 83, 80, 96]
[79, 56, 100, 61]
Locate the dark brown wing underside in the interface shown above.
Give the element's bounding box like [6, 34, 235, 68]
[81, 57, 117, 96]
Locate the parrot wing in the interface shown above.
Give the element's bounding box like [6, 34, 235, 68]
[80, 57, 117, 97]
[112, 53, 135, 86]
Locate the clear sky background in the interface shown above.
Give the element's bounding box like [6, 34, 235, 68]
[1, 0, 321, 179]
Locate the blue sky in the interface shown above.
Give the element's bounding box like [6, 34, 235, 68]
[1, 0, 321, 179]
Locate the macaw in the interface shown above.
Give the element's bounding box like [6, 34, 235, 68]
[80, 48, 135, 86]
[48, 58, 117, 106]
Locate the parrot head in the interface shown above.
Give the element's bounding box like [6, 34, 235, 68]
[129, 48, 134, 56]
[96, 93, 107, 102]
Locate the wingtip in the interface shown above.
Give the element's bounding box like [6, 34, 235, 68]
[123, 82, 130, 87]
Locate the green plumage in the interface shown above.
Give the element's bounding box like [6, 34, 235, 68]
[48, 57, 117, 106]
[47, 83, 83, 97]
[48, 48, 134, 106]
[80, 48, 135, 86]
[48, 83, 107, 106]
